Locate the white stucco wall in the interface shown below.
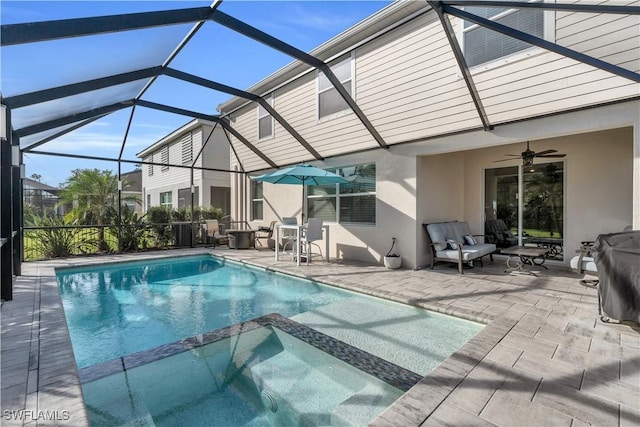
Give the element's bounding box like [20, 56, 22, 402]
[244, 150, 417, 267]
[234, 101, 639, 270]
[411, 102, 638, 269]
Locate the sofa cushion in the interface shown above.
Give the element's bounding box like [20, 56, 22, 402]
[570, 255, 597, 273]
[446, 239, 459, 250]
[435, 243, 495, 261]
[464, 235, 478, 246]
[426, 221, 472, 251]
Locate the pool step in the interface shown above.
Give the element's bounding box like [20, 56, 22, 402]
[249, 350, 357, 426]
[331, 383, 401, 426]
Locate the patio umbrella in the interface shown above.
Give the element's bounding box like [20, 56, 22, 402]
[252, 164, 349, 221]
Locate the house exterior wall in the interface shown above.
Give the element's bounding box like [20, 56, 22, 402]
[226, 4, 639, 171]
[244, 149, 417, 266]
[223, 2, 640, 269]
[412, 102, 638, 269]
[139, 121, 231, 211]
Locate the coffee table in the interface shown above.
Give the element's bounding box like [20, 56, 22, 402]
[501, 245, 550, 274]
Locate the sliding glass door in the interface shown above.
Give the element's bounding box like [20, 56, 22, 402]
[484, 162, 564, 260]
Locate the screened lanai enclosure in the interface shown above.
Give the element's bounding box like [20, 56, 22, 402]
[2, 1, 639, 299]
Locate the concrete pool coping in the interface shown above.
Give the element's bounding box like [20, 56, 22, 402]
[2, 248, 638, 426]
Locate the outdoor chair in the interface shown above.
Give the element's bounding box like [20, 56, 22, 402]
[485, 219, 518, 249]
[205, 219, 229, 247]
[570, 241, 598, 287]
[424, 221, 496, 274]
[300, 218, 324, 265]
[280, 217, 298, 257]
[570, 225, 633, 287]
[255, 220, 277, 249]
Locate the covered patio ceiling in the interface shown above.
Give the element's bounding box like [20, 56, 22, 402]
[2, 1, 639, 176]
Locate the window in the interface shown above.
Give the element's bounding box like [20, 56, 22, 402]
[462, 3, 544, 68]
[307, 163, 375, 224]
[147, 155, 153, 176]
[123, 199, 136, 212]
[181, 133, 193, 164]
[484, 161, 564, 260]
[146, 193, 151, 210]
[161, 145, 169, 171]
[251, 180, 263, 220]
[211, 186, 231, 215]
[258, 94, 274, 140]
[178, 186, 199, 209]
[160, 191, 172, 208]
[318, 54, 353, 119]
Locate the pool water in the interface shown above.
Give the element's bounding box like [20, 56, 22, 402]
[83, 326, 404, 427]
[57, 255, 355, 368]
[58, 254, 484, 426]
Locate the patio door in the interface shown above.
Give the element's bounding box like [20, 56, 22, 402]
[484, 161, 565, 260]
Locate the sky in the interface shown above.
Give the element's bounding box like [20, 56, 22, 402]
[1, 0, 392, 186]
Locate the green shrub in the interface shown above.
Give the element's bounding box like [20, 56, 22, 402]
[24, 214, 95, 259]
[146, 206, 172, 247]
[110, 207, 149, 252]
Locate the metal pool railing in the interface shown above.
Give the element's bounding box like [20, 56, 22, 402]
[22, 222, 213, 261]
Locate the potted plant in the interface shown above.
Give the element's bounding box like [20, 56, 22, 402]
[383, 237, 401, 269]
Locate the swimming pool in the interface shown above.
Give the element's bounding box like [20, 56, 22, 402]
[80, 314, 417, 427]
[57, 254, 483, 425]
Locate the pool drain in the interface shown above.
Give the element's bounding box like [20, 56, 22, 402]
[261, 389, 278, 412]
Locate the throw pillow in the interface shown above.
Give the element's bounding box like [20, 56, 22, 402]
[446, 239, 459, 250]
[464, 235, 478, 246]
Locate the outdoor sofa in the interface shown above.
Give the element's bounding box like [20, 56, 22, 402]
[424, 221, 496, 274]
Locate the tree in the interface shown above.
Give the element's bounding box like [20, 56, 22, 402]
[58, 169, 131, 251]
[524, 164, 563, 238]
[30, 173, 42, 182]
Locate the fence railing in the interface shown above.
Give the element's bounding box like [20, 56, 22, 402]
[23, 221, 215, 261]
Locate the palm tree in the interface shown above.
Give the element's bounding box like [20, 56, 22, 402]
[58, 169, 129, 252]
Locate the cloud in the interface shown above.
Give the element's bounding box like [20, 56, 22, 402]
[281, 5, 359, 32]
[34, 122, 172, 155]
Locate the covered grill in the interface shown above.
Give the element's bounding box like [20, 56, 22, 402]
[592, 231, 640, 324]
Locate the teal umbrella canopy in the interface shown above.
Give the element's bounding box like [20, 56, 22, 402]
[252, 165, 349, 222]
[252, 164, 349, 186]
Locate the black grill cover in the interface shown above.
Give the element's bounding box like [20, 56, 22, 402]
[592, 231, 640, 324]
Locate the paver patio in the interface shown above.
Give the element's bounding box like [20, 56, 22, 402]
[1, 248, 638, 426]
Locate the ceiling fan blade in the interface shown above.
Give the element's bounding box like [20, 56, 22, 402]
[503, 154, 521, 157]
[535, 149, 557, 156]
[537, 153, 566, 158]
[494, 158, 518, 163]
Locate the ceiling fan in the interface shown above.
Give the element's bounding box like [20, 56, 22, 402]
[495, 141, 566, 167]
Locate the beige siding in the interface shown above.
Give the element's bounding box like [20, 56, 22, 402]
[472, 2, 640, 124]
[202, 126, 232, 187]
[229, 103, 278, 171]
[357, 13, 482, 143]
[227, 3, 639, 172]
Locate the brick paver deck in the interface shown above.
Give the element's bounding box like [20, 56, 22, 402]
[2, 248, 638, 426]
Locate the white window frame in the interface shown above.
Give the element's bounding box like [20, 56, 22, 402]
[306, 162, 376, 225]
[160, 191, 172, 208]
[316, 52, 355, 122]
[257, 94, 274, 141]
[251, 180, 263, 221]
[458, 0, 554, 73]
